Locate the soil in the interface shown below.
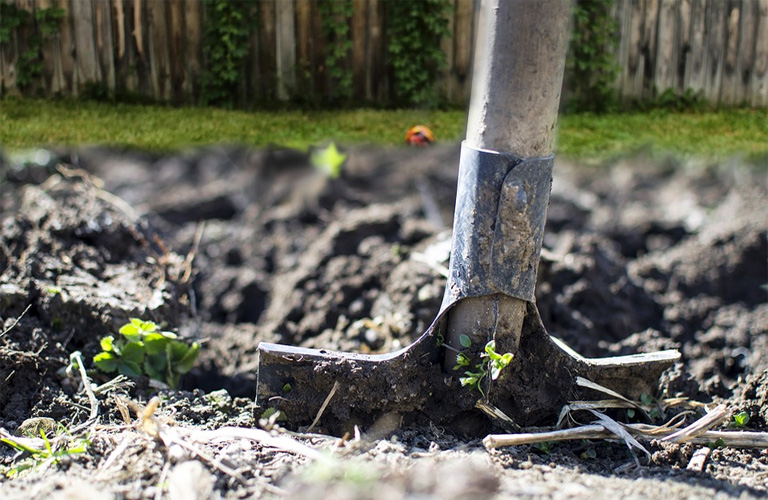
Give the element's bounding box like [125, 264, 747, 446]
[0, 143, 766, 499]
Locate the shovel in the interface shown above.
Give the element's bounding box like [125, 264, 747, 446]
[256, 0, 679, 434]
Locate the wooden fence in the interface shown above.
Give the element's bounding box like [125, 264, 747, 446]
[0, 0, 767, 107]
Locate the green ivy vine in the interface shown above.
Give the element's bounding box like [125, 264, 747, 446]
[200, 0, 258, 107]
[0, 3, 64, 91]
[386, 0, 452, 107]
[318, 0, 354, 104]
[565, 0, 619, 113]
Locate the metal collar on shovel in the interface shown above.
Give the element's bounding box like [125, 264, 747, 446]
[257, 0, 679, 434]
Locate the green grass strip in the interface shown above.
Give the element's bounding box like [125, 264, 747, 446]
[1, 98, 766, 164]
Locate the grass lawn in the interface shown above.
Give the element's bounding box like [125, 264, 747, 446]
[1, 98, 766, 164]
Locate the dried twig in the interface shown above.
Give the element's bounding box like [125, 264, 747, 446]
[484, 420, 768, 450]
[68, 351, 100, 434]
[589, 410, 649, 465]
[661, 404, 728, 444]
[307, 381, 340, 433]
[1, 304, 32, 338]
[686, 447, 712, 472]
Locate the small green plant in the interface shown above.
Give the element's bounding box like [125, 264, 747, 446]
[533, 441, 552, 455]
[0, 3, 64, 91]
[455, 339, 514, 399]
[0, 427, 89, 477]
[565, 0, 619, 113]
[93, 318, 199, 389]
[729, 411, 750, 428]
[707, 437, 726, 450]
[386, 0, 452, 107]
[639, 393, 662, 420]
[318, 0, 355, 103]
[310, 142, 347, 178]
[200, 0, 259, 107]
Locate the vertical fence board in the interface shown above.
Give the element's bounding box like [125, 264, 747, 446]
[751, 0, 768, 106]
[642, 0, 660, 98]
[94, 0, 115, 93]
[36, 0, 62, 94]
[720, 0, 741, 104]
[295, 0, 313, 100]
[453, 0, 473, 102]
[685, 0, 707, 92]
[276, 0, 295, 100]
[166, 0, 184, 103]
[614, 0, 631, 100]
[183, 0, 202, 103]
[71, 0, 99, 89]
[704, 0, 727, 104]
[654, 0, 677, 93]
[623, 0, 646, 100]
[366, 0, 384, 101]
[147, 0, 170, 101]
[258, 0, 277, 101]
[439, 0, 456, 102]
[677, 0, 691, 91]
[735, 0, 757, 104]
[351, 0, 367, 100]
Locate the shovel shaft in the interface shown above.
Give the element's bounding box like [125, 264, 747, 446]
[446, 0, 571, 377]
[466, 0, 572, 155]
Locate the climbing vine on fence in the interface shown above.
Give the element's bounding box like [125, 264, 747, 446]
[566, 0, 619, 113]
[201, 0, 258, 107]
[386, 0, 452, 107]
[0, 3, 64, 91]
[318, 0, 354, 104]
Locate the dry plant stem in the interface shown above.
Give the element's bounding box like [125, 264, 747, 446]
[307, 380, 340, 433]
[687, 447, 712, 472]
[661, 404, 728, 443]
[69, 351, 100, 434]
[0, 303, 31, 338]
[484, 425, 768, 450]
[186, 427, 327, 462]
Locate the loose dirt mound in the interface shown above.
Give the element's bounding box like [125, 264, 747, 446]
[0, 145, 766, 498]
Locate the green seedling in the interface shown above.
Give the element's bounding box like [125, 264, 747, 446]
[707, 437, 726, 450]
[533, 441, 552, 455]
[456, 339, 514, 399]
[93, 318, 199, 389]
[0, 427, 89, 477]
[729, 411, 750, 428]
[310, 142, 347, 178]
[639, 392, 662, 420]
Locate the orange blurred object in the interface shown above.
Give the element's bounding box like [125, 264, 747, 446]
[405, 125, 435, 146]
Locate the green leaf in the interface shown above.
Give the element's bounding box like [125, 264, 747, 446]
[459, 334, 471, 349]
[484, 340, 501, 360]
[119, 323, 141, 342]
[99, 336, 115, 352]
[118, 360, 142, 378]
[120, 341, 146, 364]
[730, 411, 750, 428]
[143, 333, 171, 355]
[454, 352, 470, 369]
[145, 352, 168, 373]
[175, 342, 200, 374]
[168, 340, 189, 363]
[640, 393, 654, 406]
[143, 356, 165, 381]
[310, 142, 347, 179]
[93, 352, 118, 373]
